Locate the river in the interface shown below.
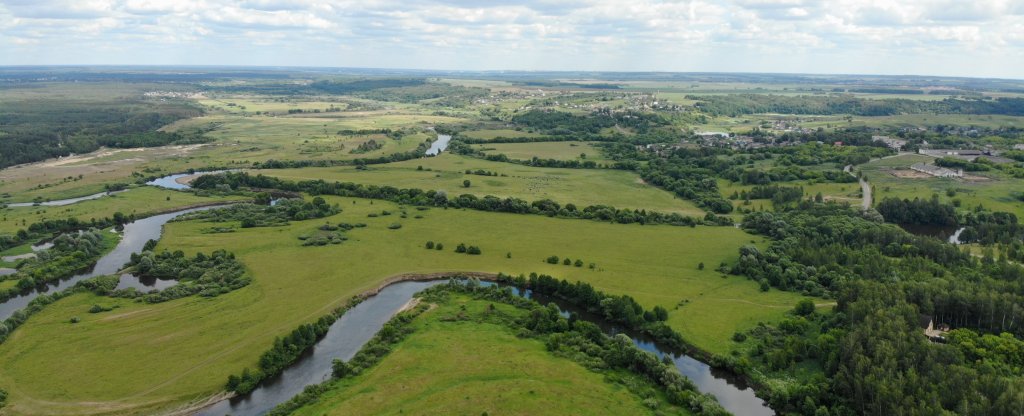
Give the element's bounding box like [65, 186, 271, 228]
[146, 171, 230, 190]
[0, 205, 227, 321]
[4, 190, 128, 207]
[195, 280, 772, 416]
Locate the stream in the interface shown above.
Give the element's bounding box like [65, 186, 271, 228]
[196, 280, 773, 416]
[4, 190, 127, 207]
[0, 205, 227, 321]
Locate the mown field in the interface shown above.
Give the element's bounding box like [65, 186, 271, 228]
[472, 141, 613, 164]
[859, 154, 1024, 217]
[261, 154, 705, 216]
[293, 296, 688, 416]
[0, 187, 247, 234]
[0, 195, 801, 415]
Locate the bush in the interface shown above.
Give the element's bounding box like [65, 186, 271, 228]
[732, 332, 748, 342]
[466, 246, 481, 255]
[425, 241, 435, 249]
[456, 243, 467, 253]
[574, 259, 583, 267]
[388, 223, 402, 230]
[546, 255, 560, 264]
[562, 258, 571, 265]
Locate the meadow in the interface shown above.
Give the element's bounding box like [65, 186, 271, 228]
[471, 141, 613, 164]
[859, 154, 1024, 217]
[291, 296, 689, 416]
[261, 154, 705, 216]
[0, 195, 801, 415]
[0, 187, 247, 234]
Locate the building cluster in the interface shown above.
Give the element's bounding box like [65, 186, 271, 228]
[911, 163, 963, 178]
[872, 135, 908, 151]
[918, 148, 1015, 164]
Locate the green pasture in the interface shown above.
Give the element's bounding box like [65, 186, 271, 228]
[260, 154, 704, 216]
[0, 195, 800, 415]
[292, 296, 688, 416]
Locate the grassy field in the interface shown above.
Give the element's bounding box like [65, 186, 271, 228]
[460, 129, 545, 140]
[293, 296, 687, 416]
[472, 141, 613, 164]
[0, 195, 801, 415]
[718, 179, 863, 212]
[0, 187, 247, 234]
[859, 154, 1024, 217]
[261, 154, 705, 216]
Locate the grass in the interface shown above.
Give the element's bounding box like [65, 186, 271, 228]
[0, 187, 248, 234]
[472, 141, 613, 164]
[292, 296, 689, 416]
[460, 129, 544, 140]
[859, 154, 1024, 217]
[717, 179, 863, 211]
[261, 154, 705, 216]
[0, 195, 802, 415]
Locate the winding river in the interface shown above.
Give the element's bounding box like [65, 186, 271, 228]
[4, 190, 128, 207]
[0, 205, 227, 321]
[147, 170, 230, 190]
[195, 280, 773, 416]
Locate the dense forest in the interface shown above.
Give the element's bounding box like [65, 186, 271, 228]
[0, 95, 204, 168]
[733, 203, 1024, 415]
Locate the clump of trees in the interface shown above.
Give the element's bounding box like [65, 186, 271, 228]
[122, 249, 250, 302]
[876, 194, 958, 226]
[175, 197, 340, 228]
[454, 243, 481, 255]
[0, 229, 111, 302]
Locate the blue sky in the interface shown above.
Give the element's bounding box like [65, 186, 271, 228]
[1, 0, 1022, 78]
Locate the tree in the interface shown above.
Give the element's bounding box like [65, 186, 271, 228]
[563, 258, 572, 265]
[698, 262, 705, 270]
[574, 259, 584, 267]
[467, 246, 481, 255]
[435, 243, 444, 250]
[426, 241, 435, 249]
[463, 179, 471, 188]
[794, 298, 816, 316]
[546, 255, 559, 264]
[456, 243, 467, 253]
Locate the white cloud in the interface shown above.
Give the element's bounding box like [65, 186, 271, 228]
[0, 0, 1020, 78]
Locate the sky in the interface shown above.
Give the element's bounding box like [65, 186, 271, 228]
[1, 0, 1023, 79]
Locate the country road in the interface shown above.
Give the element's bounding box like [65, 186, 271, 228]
[845, 164, 872, 210]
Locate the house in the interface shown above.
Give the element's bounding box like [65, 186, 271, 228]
[919, 315, 950, 342]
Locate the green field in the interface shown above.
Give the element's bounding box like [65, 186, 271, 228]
[293, 296, 688, 416]
[859, 154, 1024, 217]
[472, 141, 613, 164]
[718, 179, 863, 212]
[460, 129, 545, 140]
[0, 187, 248, 234]
[0, 195, 800, 415]
[261, 154, 704, 216]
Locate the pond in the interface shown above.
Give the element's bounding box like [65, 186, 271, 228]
[425, 134, 451, 156]
[900, 224, 966, 244]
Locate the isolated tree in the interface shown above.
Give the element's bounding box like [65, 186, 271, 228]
[463, 179, 471, 188]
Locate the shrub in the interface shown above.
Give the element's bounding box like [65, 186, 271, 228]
[546, 255, 559, 264]
[426, 241, 435, 249]
[388, 223, 402, 230]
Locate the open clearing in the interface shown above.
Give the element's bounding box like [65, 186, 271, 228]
[860, 154, 1024, 217]
[292, 296, 687, 416]
[261, 154, 705, 216]
[472, 141, 613, 164]
[0, 195, 799, 415]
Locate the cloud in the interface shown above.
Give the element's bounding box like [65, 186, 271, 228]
[0, 0, 1021, 78]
